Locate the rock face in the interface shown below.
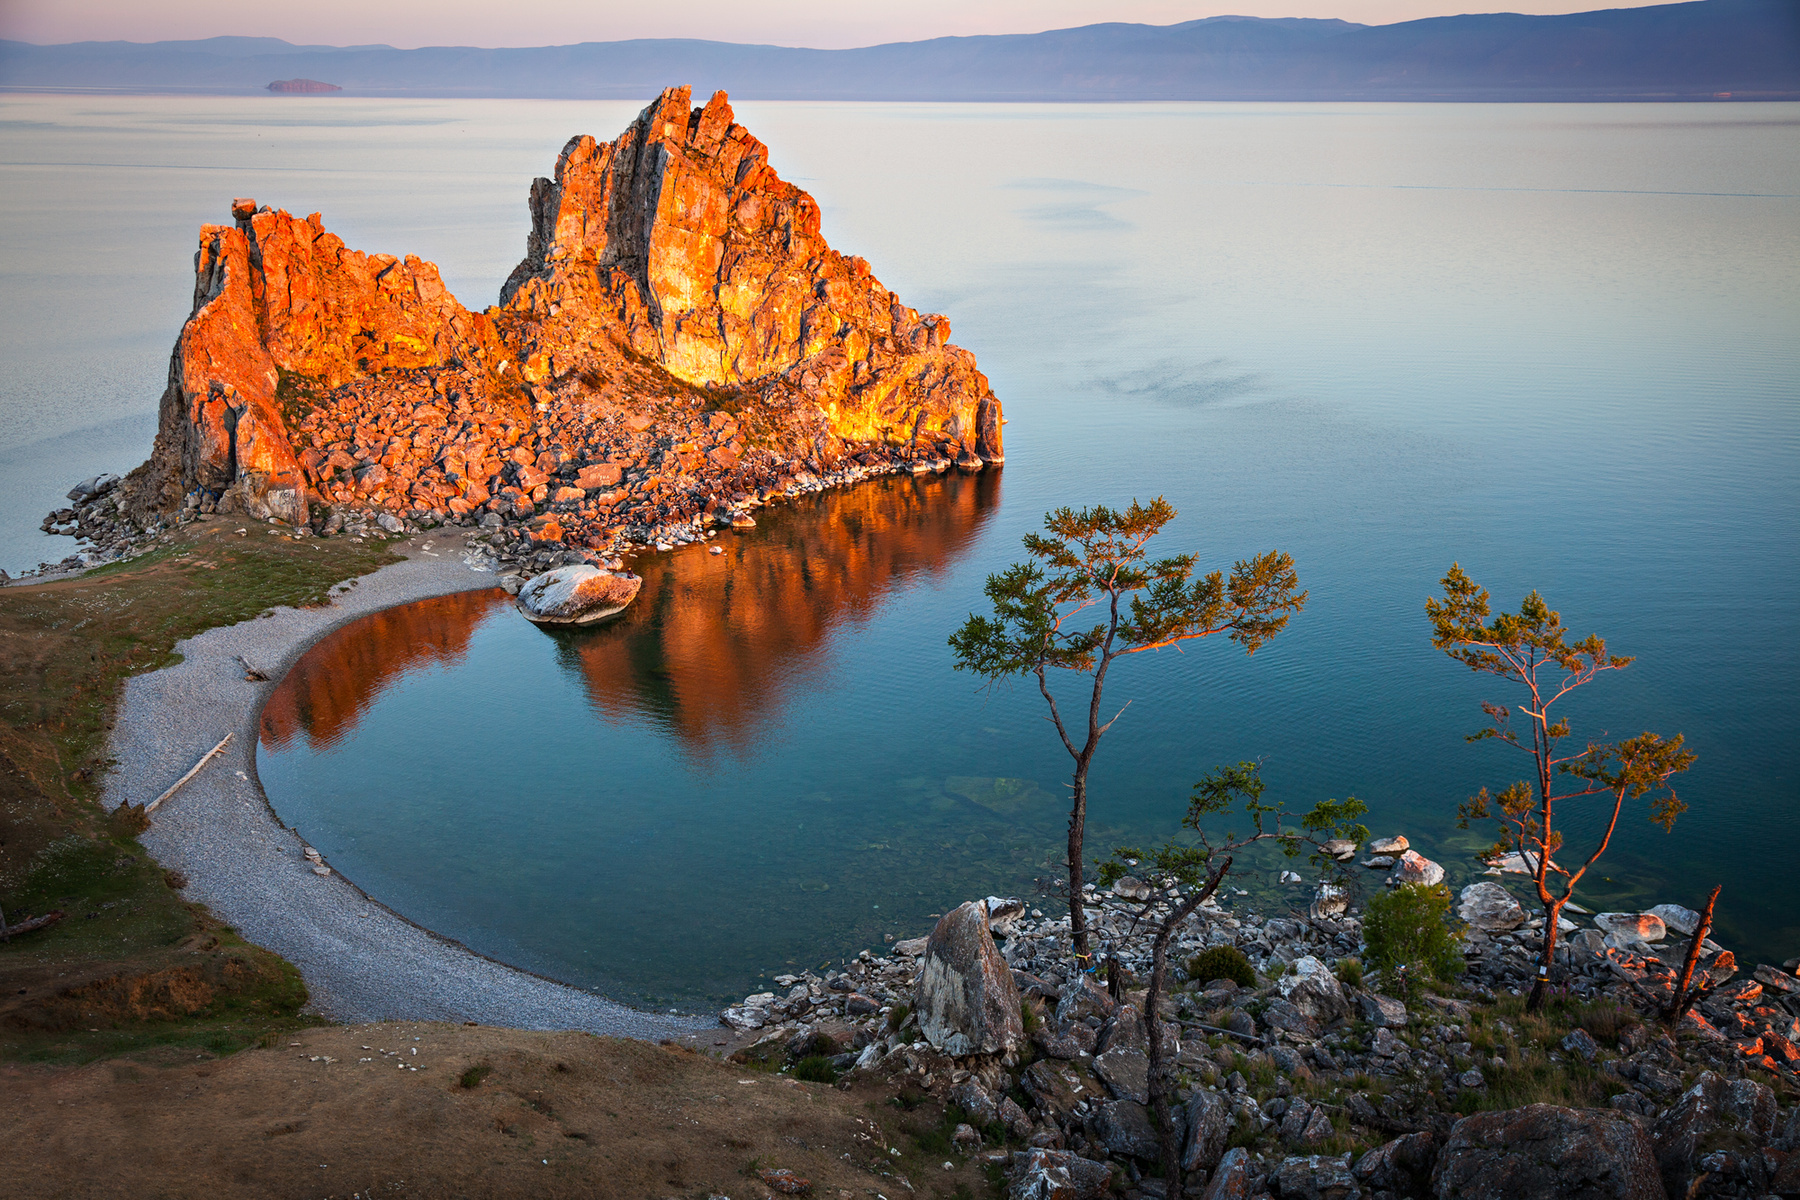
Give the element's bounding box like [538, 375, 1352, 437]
[514, 564, 641, 624]
[1430, 1103, 1665, 1200]
[123, 87, 1001, 549]
[915, 900, 1023, 1057]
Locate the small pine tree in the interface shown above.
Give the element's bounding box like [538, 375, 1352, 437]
[1363, 883, 1465, 991]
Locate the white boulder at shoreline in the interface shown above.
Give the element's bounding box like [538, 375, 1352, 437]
[515, 564, 641, 625]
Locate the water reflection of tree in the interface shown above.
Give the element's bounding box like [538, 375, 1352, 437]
[553, 469, 1001, 754]
[259, 587, 512, 752]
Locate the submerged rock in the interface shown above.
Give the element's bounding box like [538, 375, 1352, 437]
[515, 564, 641, 625]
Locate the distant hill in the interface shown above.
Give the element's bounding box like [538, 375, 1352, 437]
[3, 0, 1795, 101]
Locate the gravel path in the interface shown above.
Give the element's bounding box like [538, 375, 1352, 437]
[103, 547, 707, 1039]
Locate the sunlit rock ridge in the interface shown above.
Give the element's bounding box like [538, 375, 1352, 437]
[130, 87, 1002, 549]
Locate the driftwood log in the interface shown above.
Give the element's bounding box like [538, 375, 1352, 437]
[144, 732, 233, 815]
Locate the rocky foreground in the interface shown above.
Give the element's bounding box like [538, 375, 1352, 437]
[713, 849, 1800, 1200]
[27, 86, 1001, 580]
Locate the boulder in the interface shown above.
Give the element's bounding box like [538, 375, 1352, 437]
[1358, 991, 1408, 1028]
[1277, 956, 1351, 1024]
[1458, 882, 1526, 933]
[950, 1077, 998, 1127]
[1650, 1071, 1778, 1199]
[1369, 835, 1409, 855]
[915, 900, 1024, 1057]
[986, 896, 1028, 935]
[1095, 1099, 1161, 1161]
[1431, 1104, 1665, 1200]
[1354, 1131, 1439, 1195]
[515, 565, 641, 625]
[1183, 1090, 1231, 1175]
[1647, 903, 1699, 937]
[1310, 883, 1348, 920]
[1094, 1047, 1150, 1104]
[1273, 1153, 1358, 1199]
[1321, 839, 1358, 860]
[1390, 850, 1445, 888]
[1021, 1060, 1082, 1121]
[1001, 1096, 1034, 1141]
[1594, 913, 1666, 944]
[1007, 1148, 1113, 1200]
[1112, 875, 1154, 901]
[1262, 998, 1320, 1039]
[1199, 1147, 1251, 1200]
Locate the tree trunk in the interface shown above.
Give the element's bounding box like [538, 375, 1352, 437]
[1143, 859, 1230, 1200]
[1666, 885, 1721, 1025]
[1525, 895, 1568, 1013]
[1068, 769, 1089, 960]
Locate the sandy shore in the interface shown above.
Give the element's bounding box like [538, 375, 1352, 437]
[102, 542, 706, 1039]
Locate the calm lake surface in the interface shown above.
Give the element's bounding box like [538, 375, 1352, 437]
[3, 97, 1796, 1007]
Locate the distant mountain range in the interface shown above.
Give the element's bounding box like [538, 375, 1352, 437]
[3, 0, 1796, 102]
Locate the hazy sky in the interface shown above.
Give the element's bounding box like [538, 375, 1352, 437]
[0, 0, 1681, 50]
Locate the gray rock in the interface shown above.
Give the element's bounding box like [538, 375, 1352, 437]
[1560, 1028, 1599, 1062]
[1310, 883, 1348, 920]
[915, 900, 1024, 1057]
[1278, 1098, 1314, 1143]
[951, 1077, 998, 1127]
[893, 936, 930, 957]
[1007, 1148, 1113, 1200]
[1457, 1068, 1486, 1088]
[1095, 1099, 1161, 1161]
[1321, 838, 1359, 860]
[1000, 1096, 1034, 1142]
[1650, 1071, 1778, 1200]
[1226, 1009, 1258, 1039]
[515, 564, 641, 625]
[1594, 912, 1667, 944]
[986, 896, 1028, 935]
[1270, 1045, 1310, 1078]
[1274, 1153, 1359, 1199]
[1432, 1104, 1665, 1200]
[1458, 882, 1526, 933]
[1199, 1147, 1251, 1200]
[1389, 849, 1444, 888]
[1021, 1060, 1081, 1120]
[376, 511, 405, 533]
[1647, 903, 1699, 937]
[1354, 1131, 1438, 1195]
[1094, 1047, 1150, 1104]
[1277, 956, 1350, 1024]
[1112, 875, 1154, 901]
[1358, 991, 1408, 1028]
[1262, 998, 1320, 1038]
[1183, 1090, 1230, 1175]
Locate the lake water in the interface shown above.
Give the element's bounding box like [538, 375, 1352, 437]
[3, 97, 1796, 1006]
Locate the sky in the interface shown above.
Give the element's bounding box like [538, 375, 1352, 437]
[0, 0, 1684, 50]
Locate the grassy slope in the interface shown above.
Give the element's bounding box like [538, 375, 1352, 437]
[0, 520, 402, 1063]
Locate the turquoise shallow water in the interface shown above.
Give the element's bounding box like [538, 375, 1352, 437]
[1, 97, 1795, 1005]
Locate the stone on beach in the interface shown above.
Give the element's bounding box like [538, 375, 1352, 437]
[515, 564, 641, 625]
[1458, 881, 1526, 932]
[915, 900, 1024, 1057]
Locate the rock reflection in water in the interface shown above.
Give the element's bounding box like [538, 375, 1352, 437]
[259, 587, 512, 752]
[547, 469, 1001, 752]
[259, 469, 999, 757]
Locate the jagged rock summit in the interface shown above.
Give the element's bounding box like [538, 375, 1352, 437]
[126, 87, 1002, 555]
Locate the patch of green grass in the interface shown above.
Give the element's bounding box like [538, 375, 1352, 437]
[460, 1063, 493, 1089]
[887, 1003, 912, 1033]
[792, 1055, 839, 1083]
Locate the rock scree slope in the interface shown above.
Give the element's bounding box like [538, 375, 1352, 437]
[126, 86, 1002, 550]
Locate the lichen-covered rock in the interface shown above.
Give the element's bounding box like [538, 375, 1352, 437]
[515, 564, 641, 625]
[1094, 1099, 1160, 1161]
[915, 900, 1023, 1057]
[1431, 1104, 1664, 1199]
[1354, 1131, 1439, 1195]
[1007, 1148, 1113, 1200]
[1199, 1147, 1251, 1200]
[1093, 1047, 1149, 1104]
[1458, 882, 1526, 932]
[1277, 956, 1350, 1024]
[1274, 1153, 1358, 1199]
[1183, 1089, 1231, 1175]
[1650, 1071, 1778, 1199]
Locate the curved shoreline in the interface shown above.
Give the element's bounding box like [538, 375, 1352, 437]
[102, 544, 706, 1038]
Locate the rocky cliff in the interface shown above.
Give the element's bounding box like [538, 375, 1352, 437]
[125, 87, 1001, 556]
